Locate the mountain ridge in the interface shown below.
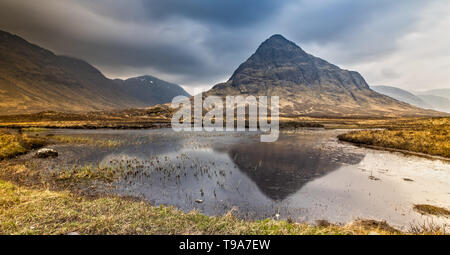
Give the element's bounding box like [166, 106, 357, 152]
[416, 88, 450, 101]
[115, 75, 190, 105]
[0, 30, 189, 115]
[208, 34, 443, 117]
[371, 85, 431, 109]
[372, 85, 450, 113]
[417, 95, 450, 113]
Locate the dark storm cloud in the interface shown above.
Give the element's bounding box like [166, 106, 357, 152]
[277, 0, 434, 63]
[73, 0, 290, 82]
[50, 31, 207, 75]
[280, 0, 408, 42]
[0, 0, 444, 89]
[81, 0, 282, 28]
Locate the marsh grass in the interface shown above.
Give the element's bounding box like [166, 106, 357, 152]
[338, 118, 450, 158]
[0, 132, 122, 160]
[0, 133, 47, 160]
[21, 127, 48, 132]
[56, 164, 120, 183]
[0, 180, 411, 235]
[51, 135, 124, 148]
[413, 204, 450, 217]
[409, 221, 448, 235]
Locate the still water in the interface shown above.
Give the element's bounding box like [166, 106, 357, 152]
[34, 128, 450, 230]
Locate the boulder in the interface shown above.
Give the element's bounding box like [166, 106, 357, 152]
[35, 148, 58, 158]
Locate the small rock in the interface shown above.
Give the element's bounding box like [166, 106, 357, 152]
[195, 199, 203, 203]
[368, 176, 380, 181]
[314, 219, 331, 227]
[35, 148, 58, 158]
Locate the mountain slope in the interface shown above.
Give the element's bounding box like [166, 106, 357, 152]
[417, 95, 450, 113]
[0, 30, 188, 115]
[371, 85, 450, 113]
[207, 34, 441, 117]
[115, 75, 190, 106]
[371, 85, 431, 109]
[416, 88, 450, 101]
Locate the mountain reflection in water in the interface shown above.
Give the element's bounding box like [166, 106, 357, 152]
[226, 135, 364, 200]
[30, 129, 450, 230]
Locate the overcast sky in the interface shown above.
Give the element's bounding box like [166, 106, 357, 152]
[1, 0, 449, 94]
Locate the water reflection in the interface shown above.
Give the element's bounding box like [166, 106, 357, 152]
[30, 129, 450, 229]
[227, 135, 364, 200]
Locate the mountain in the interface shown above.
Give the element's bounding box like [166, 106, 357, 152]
[416, 88, 450, 113]
[416, 89, 450, 101]
[416, 95, 450, 113]
[371, 85, 450, 113]
[207, 34, 441, 117]
[414, 89, 450, 112]
[0, 30, 189, 115]
[371, 85, 431, 109]
[115, 75, 190, 106]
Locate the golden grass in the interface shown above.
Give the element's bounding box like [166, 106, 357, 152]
[56, 164, 119, 183]
[0, 133, 47, 160]
[0, 120, 170, 129]
[21, 127, 48, 132]
[0, 180, 412, 235]
[413, 204, 450, 217]
[338, 118, 450, 158]
[51, 135, 123, 148]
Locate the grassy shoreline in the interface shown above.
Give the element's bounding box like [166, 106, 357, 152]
[1, 118, 449, 235]
[0, 179, 435, 235]
[0, 133, 47, 160]
[0, 158, 404, 235]
[338, 118, 450, 158]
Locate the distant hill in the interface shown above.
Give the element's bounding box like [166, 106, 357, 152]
[372, 85, 450, 113]
[416, 89, 450, 101]
[0, 30, 189, 115]
[416, 95, 450, 113]
[115, 75, 190, 106]
[207, 34, 441, 117]
[371, 85, 431, 109]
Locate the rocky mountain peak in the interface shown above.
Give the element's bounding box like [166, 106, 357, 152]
[208, 34, 441, 117]
[263, 34, 299, 48]
[259, 34, 297, 49]
[244, 34, 309, 67]
[228, 34, 355, 88]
